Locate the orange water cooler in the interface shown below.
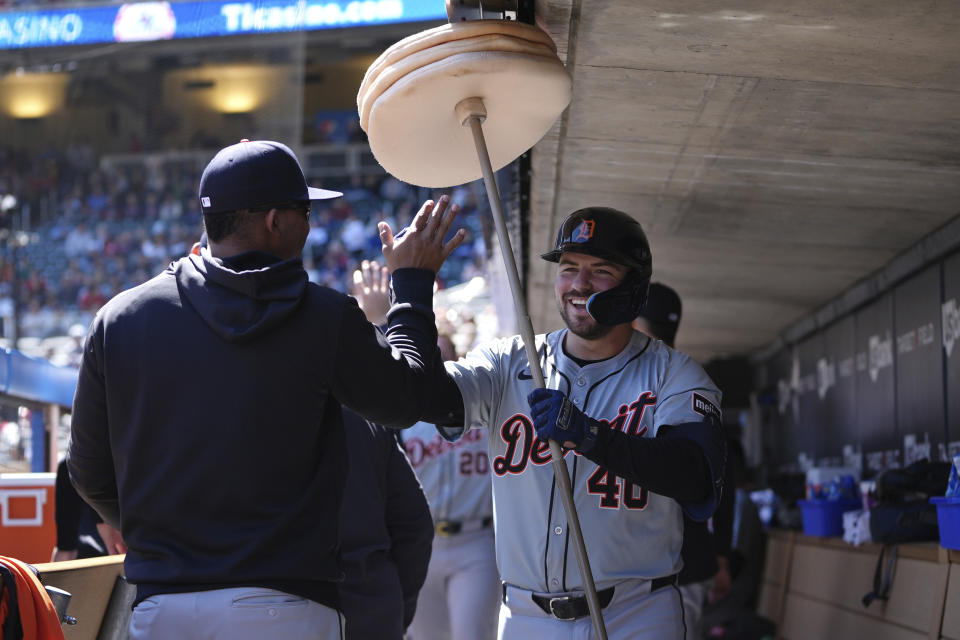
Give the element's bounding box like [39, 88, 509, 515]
[0, 472, 57, 563]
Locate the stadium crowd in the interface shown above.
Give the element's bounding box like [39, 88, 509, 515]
[0, 142, 489, 365]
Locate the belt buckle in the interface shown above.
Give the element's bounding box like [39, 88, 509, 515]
[547, 596, 577, 621]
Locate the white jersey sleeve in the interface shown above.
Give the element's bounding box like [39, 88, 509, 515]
[442, 335, 539, 438]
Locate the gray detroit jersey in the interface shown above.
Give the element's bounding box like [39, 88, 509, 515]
[443, 330, 721, 593]
[404, 420, 493, 523]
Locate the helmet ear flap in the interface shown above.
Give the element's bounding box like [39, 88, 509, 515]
[585, 272, 650, 326]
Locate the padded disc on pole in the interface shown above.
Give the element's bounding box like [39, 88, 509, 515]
[358, 33, 557, 131]
[358, 20, 556, 113]
[365, 51, 571, 188]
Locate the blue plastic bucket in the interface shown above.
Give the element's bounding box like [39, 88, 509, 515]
[930, 496, 960, 550]
[798, 498, 860, 537]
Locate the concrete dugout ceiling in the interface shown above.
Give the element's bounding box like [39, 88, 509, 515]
[528, 0, 960, 361]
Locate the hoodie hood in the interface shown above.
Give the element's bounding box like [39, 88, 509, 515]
[175, 247, 308, 342]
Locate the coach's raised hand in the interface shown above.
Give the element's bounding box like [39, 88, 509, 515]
[379, 195, 465, 274]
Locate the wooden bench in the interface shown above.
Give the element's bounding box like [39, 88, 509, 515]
[35, 555, 132, 640]
[759, 530, 960, 639]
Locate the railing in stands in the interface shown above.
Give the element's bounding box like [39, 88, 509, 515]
[100, 143, 383, 180]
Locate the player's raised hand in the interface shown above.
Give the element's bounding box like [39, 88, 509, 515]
[527, 388, 600, 453]
[352, 260, 391, 325]
[379, 195, 466, 274]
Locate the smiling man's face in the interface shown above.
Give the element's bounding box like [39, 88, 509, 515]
[555, 252, 629, 340]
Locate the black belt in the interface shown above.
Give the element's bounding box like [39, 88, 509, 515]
[435, 516, 493, 537]
[529, 575, 678, 621]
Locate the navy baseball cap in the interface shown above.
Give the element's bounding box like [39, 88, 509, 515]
[199, 139, 341, 215]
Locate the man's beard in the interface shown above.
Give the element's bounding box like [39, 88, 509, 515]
[557, 296, 614, 341]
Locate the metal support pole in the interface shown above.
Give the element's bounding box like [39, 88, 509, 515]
[46, 404, 60, 473]
[456, 97, 608, 640]
[30, 408, 45, 473]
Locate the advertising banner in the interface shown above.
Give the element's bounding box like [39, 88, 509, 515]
[0, 0, 444, 50]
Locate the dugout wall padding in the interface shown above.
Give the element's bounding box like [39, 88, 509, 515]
[894, 265, 947, 462]
[757, 248, 960, 474]
[763, 348, 800, 471]
[946, 253, 960, 452]
[855, 293, 898, 473]
[823, 315, 857, 467]
[796, 332, 828, 464]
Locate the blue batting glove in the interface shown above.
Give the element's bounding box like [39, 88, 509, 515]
[526, 388, 600, 453]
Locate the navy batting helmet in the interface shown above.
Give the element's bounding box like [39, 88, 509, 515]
[542, 207, 653, 326]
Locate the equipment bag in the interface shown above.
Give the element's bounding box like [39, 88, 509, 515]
[874, 459, 951, 503]
[869, 500, 940, 544]
[869, 458, 949, 544]
[861, 459, 949, 609]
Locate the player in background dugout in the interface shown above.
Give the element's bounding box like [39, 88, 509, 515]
[337, 409, 434, 640]
[340, 259, 435, 640]
[700, 439, 769, 639]
[68, 139, 465, 640]
[352, 258, 499, 640]
[633, 283, 734, 640]
[405, 332, 499, 640]
[415, 207, 726, 640]
[52, 458, 126, 562]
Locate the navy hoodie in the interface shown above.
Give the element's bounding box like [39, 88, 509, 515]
[68, 249, 439, 607]
[337, 410, 433, 639]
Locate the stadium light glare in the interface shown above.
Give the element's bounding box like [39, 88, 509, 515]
[217, 91, 259, 114]
[191, 65, 275, 114]
[0, 72, 67, 118]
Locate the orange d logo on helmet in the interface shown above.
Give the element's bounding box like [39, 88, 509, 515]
[571, 219, 595, 242]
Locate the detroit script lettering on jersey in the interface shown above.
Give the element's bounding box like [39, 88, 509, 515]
[493, 391, 656, 476]
[405, 427, 485, 468]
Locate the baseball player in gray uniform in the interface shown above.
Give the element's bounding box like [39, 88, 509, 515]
[419, 207, 725, 640]
[405, 337, 499, 640]
[351, 263, 499, 640]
